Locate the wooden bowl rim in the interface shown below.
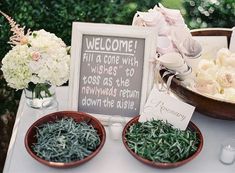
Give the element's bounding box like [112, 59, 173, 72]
[171, 77, 235, 105]
[160, 69, 235, 120]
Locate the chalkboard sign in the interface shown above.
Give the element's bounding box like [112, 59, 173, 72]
[69, 22, 157, 123]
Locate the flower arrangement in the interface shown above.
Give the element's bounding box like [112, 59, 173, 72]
[191, 48, 235, 102]
[0, 11, 70, 100]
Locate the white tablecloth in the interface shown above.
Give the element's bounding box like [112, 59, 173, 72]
[3, 86, 235, 173]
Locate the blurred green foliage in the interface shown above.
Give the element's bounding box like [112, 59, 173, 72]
[0, 0, 161, 49]
[183, 0, 235, 28]
[162, 0, 183, 9]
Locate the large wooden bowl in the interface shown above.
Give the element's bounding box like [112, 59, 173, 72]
[122, 116, 203, 168]
[164, 75, 235, 120]
[164, 28, 235, 120]
[25, 111, 106, 168]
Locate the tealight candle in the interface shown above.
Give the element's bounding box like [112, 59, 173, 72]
[220, 140, 235, 165]
[110, 123, 123, 140]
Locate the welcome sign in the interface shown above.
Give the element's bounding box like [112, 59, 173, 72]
[79, 35, 145, 116]
[69, 22, 157, 123]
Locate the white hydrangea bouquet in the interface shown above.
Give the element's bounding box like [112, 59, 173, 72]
[0, 11, 70, 108]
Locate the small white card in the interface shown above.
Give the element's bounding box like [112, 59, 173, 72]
[140, 85, 195, 130]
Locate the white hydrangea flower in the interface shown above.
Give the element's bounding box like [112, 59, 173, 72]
[1, 30, 70, 90]
[1, 45, 32, 89]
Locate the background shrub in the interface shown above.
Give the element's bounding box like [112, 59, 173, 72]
[183, 0, 235, 28]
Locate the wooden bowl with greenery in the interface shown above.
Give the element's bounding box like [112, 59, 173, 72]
[25, 111, 106, 168]
[122, 116, 203, 168]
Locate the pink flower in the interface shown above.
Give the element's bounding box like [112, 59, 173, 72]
[31, 52, 41, 61]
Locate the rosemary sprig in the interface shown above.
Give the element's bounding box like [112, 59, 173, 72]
[125, 120, 200, 163]
[32, 117, 101, 163]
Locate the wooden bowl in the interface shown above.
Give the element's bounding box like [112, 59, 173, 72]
[122, 116, 203, 168]
[25, 111, 106, 168]
[164, 75, 235, 120]
[162, 28, 235, 120]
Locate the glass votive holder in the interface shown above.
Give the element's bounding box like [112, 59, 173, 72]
[108, 115, 126, 141]
[219, 138, 235, 165]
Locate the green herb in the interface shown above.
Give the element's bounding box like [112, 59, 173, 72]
[32, 117, 100, 163]
[125, 120, 200, 163]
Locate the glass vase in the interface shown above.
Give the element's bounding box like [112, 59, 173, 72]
[24, 83, 56, 109]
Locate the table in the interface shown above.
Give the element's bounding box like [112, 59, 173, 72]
[3, 86, 235, 173]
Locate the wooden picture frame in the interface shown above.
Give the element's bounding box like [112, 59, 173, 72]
[68, 22, 157, 124]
